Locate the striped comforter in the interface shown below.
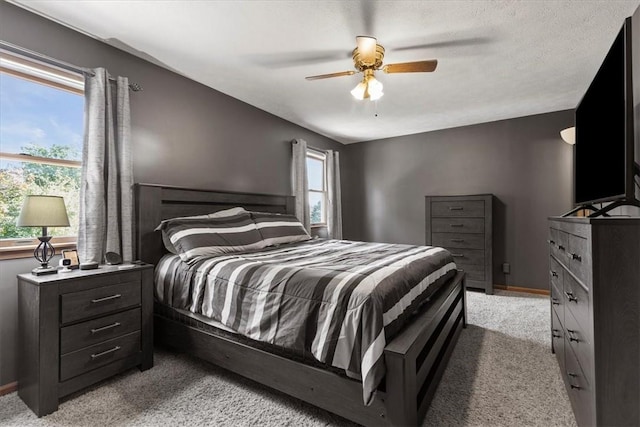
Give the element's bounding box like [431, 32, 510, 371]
[155, 239, 457, 404]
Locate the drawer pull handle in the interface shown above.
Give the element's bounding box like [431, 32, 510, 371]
[449, 207, 464, 211]
[551, 298, 560, 306]
[552, 329, 562, 338]
[564, 291, 578, 303]
[90, 345, 121, 359]
[451, 254, 464, 258]
[91, 322, 121, 334]
[548, 239, 556, 245]
[570, 253, 582, 262]
[558, 245, 566, 251]
[570, 384, 581, 390]
[450, 224, 464, 228]
[566, 329, 580, 343]
[91, 294, 122, 304]
[550, 271, 558, 278]
[450, 239, 464, 243]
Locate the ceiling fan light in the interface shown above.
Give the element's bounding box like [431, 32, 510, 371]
[351, 80, 367, 100]
[367, 77, 383, 100]
[356, 36, 377, 65]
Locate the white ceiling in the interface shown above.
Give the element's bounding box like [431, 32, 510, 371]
[9, 0, 640, 144]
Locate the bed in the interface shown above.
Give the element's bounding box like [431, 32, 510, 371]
[134, 183, 467, 426]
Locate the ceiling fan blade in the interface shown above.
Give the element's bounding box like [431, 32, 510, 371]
[356, 36, 377, 65]
[382, 60, 438, 74]
[305, 71, 356, 81]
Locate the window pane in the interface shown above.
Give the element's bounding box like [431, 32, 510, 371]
[309, 191, 325, 224]
[0, 71, 83, 239]
[0, 72, 83, 160]
[306, 156, 325, 191]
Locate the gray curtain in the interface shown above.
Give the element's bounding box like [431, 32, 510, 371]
[292, 138, 310, 232]
[78, 68, 133, 264]
[326, 150, 343, 239]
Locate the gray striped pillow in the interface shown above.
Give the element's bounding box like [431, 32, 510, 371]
[250, 212, 311, 247]
[158, 212, 266, 262]
[155, 207, 249, 254]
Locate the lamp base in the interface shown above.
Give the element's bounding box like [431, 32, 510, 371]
[31, 266, 58, 276]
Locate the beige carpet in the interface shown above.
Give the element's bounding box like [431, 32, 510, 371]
[0, 290, 576, 426]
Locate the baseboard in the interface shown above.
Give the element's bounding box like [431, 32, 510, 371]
[0, 381, 17, 396]
[493, 285, 549, 296]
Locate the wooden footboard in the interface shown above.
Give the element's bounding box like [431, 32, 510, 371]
[154, 270, 466, 426]
[384, 270, 466, 425]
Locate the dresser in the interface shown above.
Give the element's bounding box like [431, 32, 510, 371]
[548, 217, 640, 426]
[18, 264, 154, 417]
[425, 194, 493, 294]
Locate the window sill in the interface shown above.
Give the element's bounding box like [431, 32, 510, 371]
[0, 241, 77, 261]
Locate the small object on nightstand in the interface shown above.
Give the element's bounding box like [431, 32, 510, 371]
[79, 262, 99, 270]
[58, 258, 72, 273]
[117, 264, 136, 270]
[105, 251, 122, 265]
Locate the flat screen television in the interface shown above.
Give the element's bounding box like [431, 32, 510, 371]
[574, 13, 640, 214]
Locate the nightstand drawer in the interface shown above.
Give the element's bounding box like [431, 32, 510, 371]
[432, 218, 484, 234]
[60, 308, 141, 354]
[445, 248, 484, 266]
[432, 232, 484, 249]
[60, 331, 141, 381]
[61, 281, 141, 324]
[431, 200, 485, 217]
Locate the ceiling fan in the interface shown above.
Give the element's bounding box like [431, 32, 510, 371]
[305, 36, 438, 101]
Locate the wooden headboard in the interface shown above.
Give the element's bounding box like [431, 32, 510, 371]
[134, 183, 295, 265]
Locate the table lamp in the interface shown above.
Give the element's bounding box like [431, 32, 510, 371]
[17, 195, 70, 276]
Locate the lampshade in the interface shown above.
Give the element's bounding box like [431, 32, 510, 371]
[17, 195, 70, 227]
[560, 127, 575, 145]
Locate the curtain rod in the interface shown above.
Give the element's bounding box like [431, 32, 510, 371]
[0, 40, 143, 92]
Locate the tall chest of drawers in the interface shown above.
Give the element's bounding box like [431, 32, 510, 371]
[548, 217, 640, 426]
[18, 264, 154, 417]
[426, 194, 493, 294]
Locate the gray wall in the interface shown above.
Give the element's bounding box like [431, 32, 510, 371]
[342, 110, 575, 291]
[0, 2, 343, 387]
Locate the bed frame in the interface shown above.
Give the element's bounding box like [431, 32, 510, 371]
[134, 183, 467, 426]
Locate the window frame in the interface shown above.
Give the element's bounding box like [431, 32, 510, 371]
[0, 52, 84, 260]
[307, 149, 328, 227]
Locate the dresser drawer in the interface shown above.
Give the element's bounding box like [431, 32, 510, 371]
[550, 280, 564, 314]
[60, 308, 141, 355]
[61, 281, 141, 324]
[565, 345, 595, 427]
[564, 309, 593, 377]
[445, 248, 484, 266]
[60, 331, 141, 381]
[551, 229, 569, 261]
[432, 232, 484, 249]
[457, 264, 485, 281]
[549, 256, 563, 291]
[563, 274, 590, 335]
[431, 200, 485, 218]
[551, 307, 565, 375]
[567, 234, 591, 285]
[432, 218, 484, 234]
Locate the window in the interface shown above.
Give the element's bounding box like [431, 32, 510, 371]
[0, 51, 84, 259]
[306, 150, 327, 225]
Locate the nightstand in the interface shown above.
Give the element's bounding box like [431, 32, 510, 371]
[17, 264, 154, 417]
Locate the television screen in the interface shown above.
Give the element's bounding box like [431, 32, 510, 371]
[575, 25, 627, 205]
